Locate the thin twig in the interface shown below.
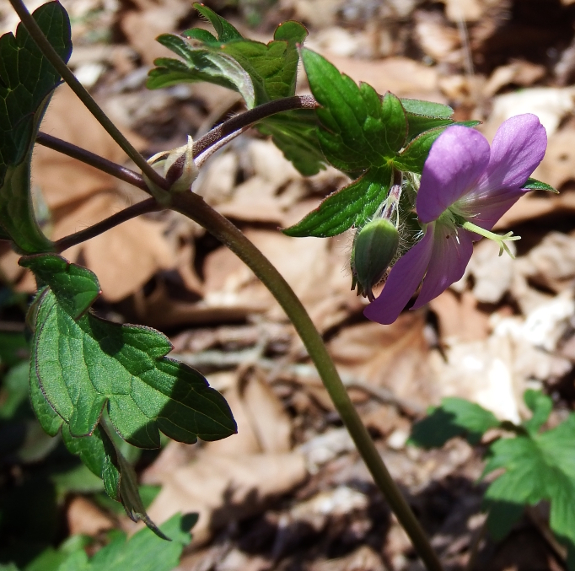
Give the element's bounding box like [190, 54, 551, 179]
[192, 95, 318, 157]
[36, 133, 149, 192]
[54, 198, 161, 253]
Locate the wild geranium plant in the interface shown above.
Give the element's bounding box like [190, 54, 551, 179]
[0, 1, 563, 570]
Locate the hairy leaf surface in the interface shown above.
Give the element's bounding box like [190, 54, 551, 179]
[0, 2, 71, 253]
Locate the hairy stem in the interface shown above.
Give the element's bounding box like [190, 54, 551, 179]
[54, 198, 161, 253]
[171, 191, 443, 571]
[8, 0, 167, 191]
[36, 133, 150, 193]
[193, 95, 318, 156]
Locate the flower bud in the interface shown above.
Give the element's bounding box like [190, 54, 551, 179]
[351, 218, 399, 302]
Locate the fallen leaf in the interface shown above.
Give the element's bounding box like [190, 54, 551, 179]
[146, 452, 307, 545]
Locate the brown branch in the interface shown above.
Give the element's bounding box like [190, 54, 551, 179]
[36, 133, 150, 193]
[54, 198, 161, 253]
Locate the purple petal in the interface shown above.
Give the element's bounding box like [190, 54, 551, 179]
[417, 126, 490, 223]
[475, 114, 547, 194]
[364, 228, 434, 325]
[462, 187, 527, 231]
[411, 224, 474, 309]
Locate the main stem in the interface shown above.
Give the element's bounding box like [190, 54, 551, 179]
[9, 0, 167, 191]
[171, 192, 443, 571]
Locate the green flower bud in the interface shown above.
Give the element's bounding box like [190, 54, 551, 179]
[351, 218, 399, 302]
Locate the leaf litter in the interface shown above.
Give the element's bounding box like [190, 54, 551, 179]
[4, 0, 575, 569]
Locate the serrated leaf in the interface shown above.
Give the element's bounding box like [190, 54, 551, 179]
[193, 3, 243, 42]
[81, 513, 196, 571]
[522, 177, 558, 193]
[148, 8, 306, 107]
[409, 397, 501, 449]
[25, 254, 236, 447]
[283, 165, 392, 237]
[302, 48, 407, 172]
[394, 126, 448, 174]
[522, 389, 552, 435]
[255, 109, 325, 176]
[482, 414, 575, 561]
[0, 2, 71, 253]
[400, 99, 454, 118]
[147, 6, 318, 174]
[20, 254, 100, 318]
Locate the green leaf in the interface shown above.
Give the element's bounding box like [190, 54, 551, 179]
[193, 3, 243, 42]
[148, 6, 307, 107]
[522, 177, 558, 193]
[255, 109, 325, 176]
[302, 48, 407, 172]
[482, 413, 575, 560]
[79, 513, 196, 571]
[400, 99, 454, 118]
[25, 513, 195, 571]
[0, 2, 72, 253]
[409, 397, 501, 449]
[24, 254, 236, 447]
[21, 254, 100, 318]
[283, 165, 392, 237]
[522, 389, 552, 435]
[394, 127, 447, 174]
[146, 6, 322, 174]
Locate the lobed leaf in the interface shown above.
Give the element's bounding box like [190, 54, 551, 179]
[483, 413, 575, 563]
[283, 165, 392, 237]
[24, 254, 235, 535]
[409, 397, 500, 448]
[148, 5, 307, 107]
[147, 5, 324, 174]
[0, 2, 71, 253]
[301, 48, 408, 172]
[24, 254, 236, 447]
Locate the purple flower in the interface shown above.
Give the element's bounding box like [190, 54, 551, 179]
[364, 114, 547, 325]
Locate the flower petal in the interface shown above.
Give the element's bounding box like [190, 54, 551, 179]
[475, 114, 547, 194]
[364, 228, 434, 325]
[411, 224, 474, 310]
[462, 187, 527, 231]
[417, 126, 490, 223]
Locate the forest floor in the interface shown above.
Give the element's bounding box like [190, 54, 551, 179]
[2, 0, 575, 569]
